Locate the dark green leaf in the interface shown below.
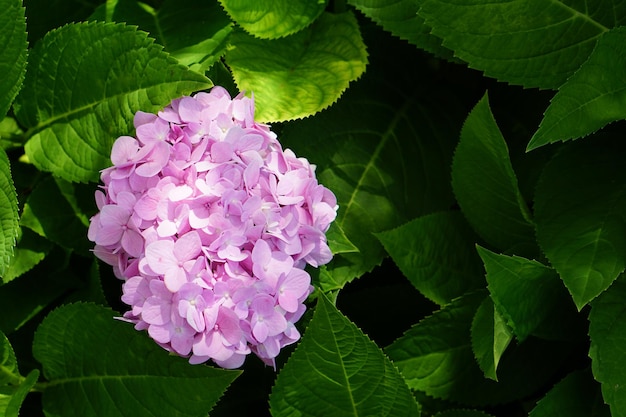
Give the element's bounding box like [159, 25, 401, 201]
[0, 369, 39, 417]
[477, 246, 581, 341]
[452, 93, 535, 255]
[0, 148, 18, 276]
[270, 293, 419, 416]
[226, 12, 368, 122]
[386, 291, 570, 405]
[589, 276, 626, 417]
[219, 0, 326, 39]
[0, 0, 27, 119]
[326, 222, 359, 255]
[33, 303, 240, 417]
[91, 0, 232, 73]
[529, 27, 626, 150]
[0, 331, 19, 386]
[2, 228, 54, 284]
[529, 369, 610, 417]
[15, 21, 211, 183]
[534, 137, 626, 309]
[347, 0, 455, 60]
[20, 176, 91, 256]
[434, 410, 495, 417]
[470, 297, 512, 381]
[418, 0, 626, 88]
[280, 80, 459, 287]
[376, 211, 485, 305]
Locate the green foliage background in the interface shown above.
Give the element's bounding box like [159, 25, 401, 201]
[1, 0, 626, 416]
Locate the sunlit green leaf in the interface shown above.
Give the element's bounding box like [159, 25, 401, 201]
[347, 0, 454, 60]
[34, 303, 240, 417]
[589, 276, 626, 417]
[14, 21, 211, 183]
[376, 211, 485, 306]
[418, 0, 626, 89]
[270, 293, 419, 417]
[529, 369, 609, 417]
[470, 297, 512, 381]
[226, 12, 368, 122]
[219, 0, 326, 39]
[91, 0, 232, 73]
[0, 0, 27, 120]
[534, 137, 626, 309]
[0, 148, 18, 277]
[452, 93, 535, 255]
[529, 27, 626, 150]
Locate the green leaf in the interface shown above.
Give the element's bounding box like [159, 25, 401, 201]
[326, 222, 359, 255]
[91, 0, 233, 73]
[534, 137, 626, 309]
[0, 331, 19, 386]
[269, 293, 419, 417]
[226, 11, 368, 122]
[434, 410, 495, 417]
[375, 211, 485, 306]
[280, 80, 459, 286]
[470, 297, 512, 381]
[219, 0, 326, 39]
[386, 290, 570, 405]
[0, 117, 25, 150]
[20, 176, 91, 256]
[529, 369, 610, 417]
[346, 0, 455, 61]
[14, 21, 211, 183]
[589, 277, 626, 417]
[0, 0, 27, 119]
[0, 148, 18, 276]
[418, 0, 626, 89]
[33, 303, 240, 417]
[529, 27, 626, 151]
[2, 228, 54, 284]
[0, 369, 39, 417]
[477, 246, 581, 341]
[451, 93, 535, 255]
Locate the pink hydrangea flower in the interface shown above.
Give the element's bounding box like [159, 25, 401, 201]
[88, 86, 338, 369]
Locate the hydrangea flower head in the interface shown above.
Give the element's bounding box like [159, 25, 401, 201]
[88, 86, 337, 368]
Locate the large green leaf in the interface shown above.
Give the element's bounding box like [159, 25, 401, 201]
[0, 331, 19, 386]
[2, 228, 54, 284]
[418, 0, 626, 89]
[470, 297, 512, 381]
[91, 0, 232, 73]
[528, 369, 609, 417]
[226, 11, 368, 122]
[14, 21, 211, 183]
[33, 303, 240, 417]
[589, 276, 626, 417]
[269, 293, 419, 416]
[376, 211, 485, 306]
[0, 148, 18, 277]
[534, 137, 626, 309]
[451, 93, 535, 255]
[280, 79, 459, 287]
[347, 0, 454, 61]
[528, 27, 626, 151]
[0, 0, 27, 120]
[477, 246, 581, 341]
[218, 0, 326, 39]
[386, 291, 570, 405]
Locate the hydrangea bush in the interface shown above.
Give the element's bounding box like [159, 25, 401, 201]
[2, 0, 626, 416]
[88, 87, 336, 368]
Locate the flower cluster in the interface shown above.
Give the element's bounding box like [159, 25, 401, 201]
[88, 86, 337, 368]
